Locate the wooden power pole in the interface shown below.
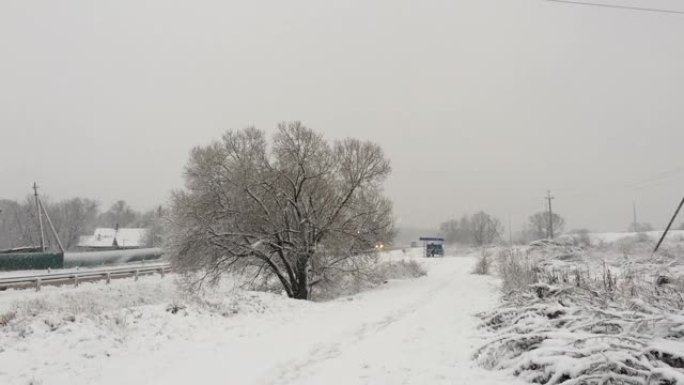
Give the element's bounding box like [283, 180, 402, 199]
[653, 196, 684, 255]
[546, 190, 555, 239]
[33, 182, 46, 252]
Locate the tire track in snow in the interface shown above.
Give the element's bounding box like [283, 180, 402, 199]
[260, 266, 456, 385]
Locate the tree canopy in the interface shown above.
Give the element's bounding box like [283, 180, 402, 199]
[168, 122, 394, 300]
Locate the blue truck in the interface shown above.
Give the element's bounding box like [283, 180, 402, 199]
[419, 237, 445, 257]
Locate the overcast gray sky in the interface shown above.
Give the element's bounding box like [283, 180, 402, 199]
[2, 0, 683, 234]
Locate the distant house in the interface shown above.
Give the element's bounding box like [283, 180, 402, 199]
[77, 228, 148, 251]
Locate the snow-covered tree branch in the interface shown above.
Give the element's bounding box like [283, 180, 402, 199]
[167, 122, 394, 300]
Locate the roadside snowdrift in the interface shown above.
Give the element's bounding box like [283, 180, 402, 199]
[0, 275, 310, 385]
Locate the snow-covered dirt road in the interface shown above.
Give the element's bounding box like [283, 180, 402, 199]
[2, 255, 522, 385]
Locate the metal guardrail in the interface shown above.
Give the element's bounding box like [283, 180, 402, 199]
[0, 262, 171, 291]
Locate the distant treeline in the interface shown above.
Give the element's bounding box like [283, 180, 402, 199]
[439, 210, 567, 246]
[0, 198, 165, 251]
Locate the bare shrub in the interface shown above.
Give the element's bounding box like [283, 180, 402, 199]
[470, 212, 503, 246]
[378, 259, 426, 280]
[200, 254, 424, 302]
[616, 237, 636, 257]
[526, 211, 565, 241]
[635, 232, 650, 243]
[496, 247, 539, 292]
[312, 257, 426, 301]
[567, 228, 592, 247]
[472, 248, 491, 275]
[0, 311, 16, 327]
[440, 211, 502, 246]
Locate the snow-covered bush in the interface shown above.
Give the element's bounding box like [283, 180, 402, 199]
[473, 248, 492, 275]
[476, 241, 684, 385]
[496, 247, 540, 292]
[0, 275, 298, 357]
[476, 284, 684, 385]
[0, 310, 16, 326]
[563, 229, 593, 248]
[378, 259, 426, 280]
[311, 257, 426, 301]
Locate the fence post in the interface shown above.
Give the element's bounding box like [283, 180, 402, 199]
[35, 278, 41, 291]
[106, 272, 111, 284]
[73, 275, 79, 287]
[134, 270, 139, 281]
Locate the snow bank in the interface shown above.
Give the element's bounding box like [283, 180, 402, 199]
[0, 274, 307, 385]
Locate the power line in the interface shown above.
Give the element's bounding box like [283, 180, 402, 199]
[546, 0, 684, 15]
[627, 167, 684, 191]
[548, 166, 684, 200]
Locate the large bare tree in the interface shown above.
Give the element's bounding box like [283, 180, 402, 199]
[46, 198, 99, 250]
[0, 197, 100, 251]
[98, 200, 140, 228]
[0, 198, 36, 249]
[469, 211, 503, 246]
[527, 211, 565, 240]
[168, 123, 394, 299]
[439, 211, 502, 246]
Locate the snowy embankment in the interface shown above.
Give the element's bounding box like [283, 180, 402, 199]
[475, 236, 684, 385]
[589, 230, 684, 245]
[0, 252, 520, 385]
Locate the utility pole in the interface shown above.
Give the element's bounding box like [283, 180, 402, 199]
[545, 190, 555, 239]
[33, 182, 46, 252]
[39, 198, 65, 254]
[653, 196, 684, 255]
[632, 201, 638, 232]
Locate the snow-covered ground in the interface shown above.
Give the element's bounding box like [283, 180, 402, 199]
[588, 230, 684, 244]
[0, 253, 522, 385]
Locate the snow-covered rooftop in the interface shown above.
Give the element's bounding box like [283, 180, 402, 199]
[77, 228, 148, 248]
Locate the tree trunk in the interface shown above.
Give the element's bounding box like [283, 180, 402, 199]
[292, 256, 311, 300]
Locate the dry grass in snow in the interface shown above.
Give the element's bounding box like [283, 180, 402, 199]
[475, 236, 684, 385]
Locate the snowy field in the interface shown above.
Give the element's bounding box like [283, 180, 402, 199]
[5, 235, 680, 385]
[0, 251, 522, 385]
[589, 230, 684, 245]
